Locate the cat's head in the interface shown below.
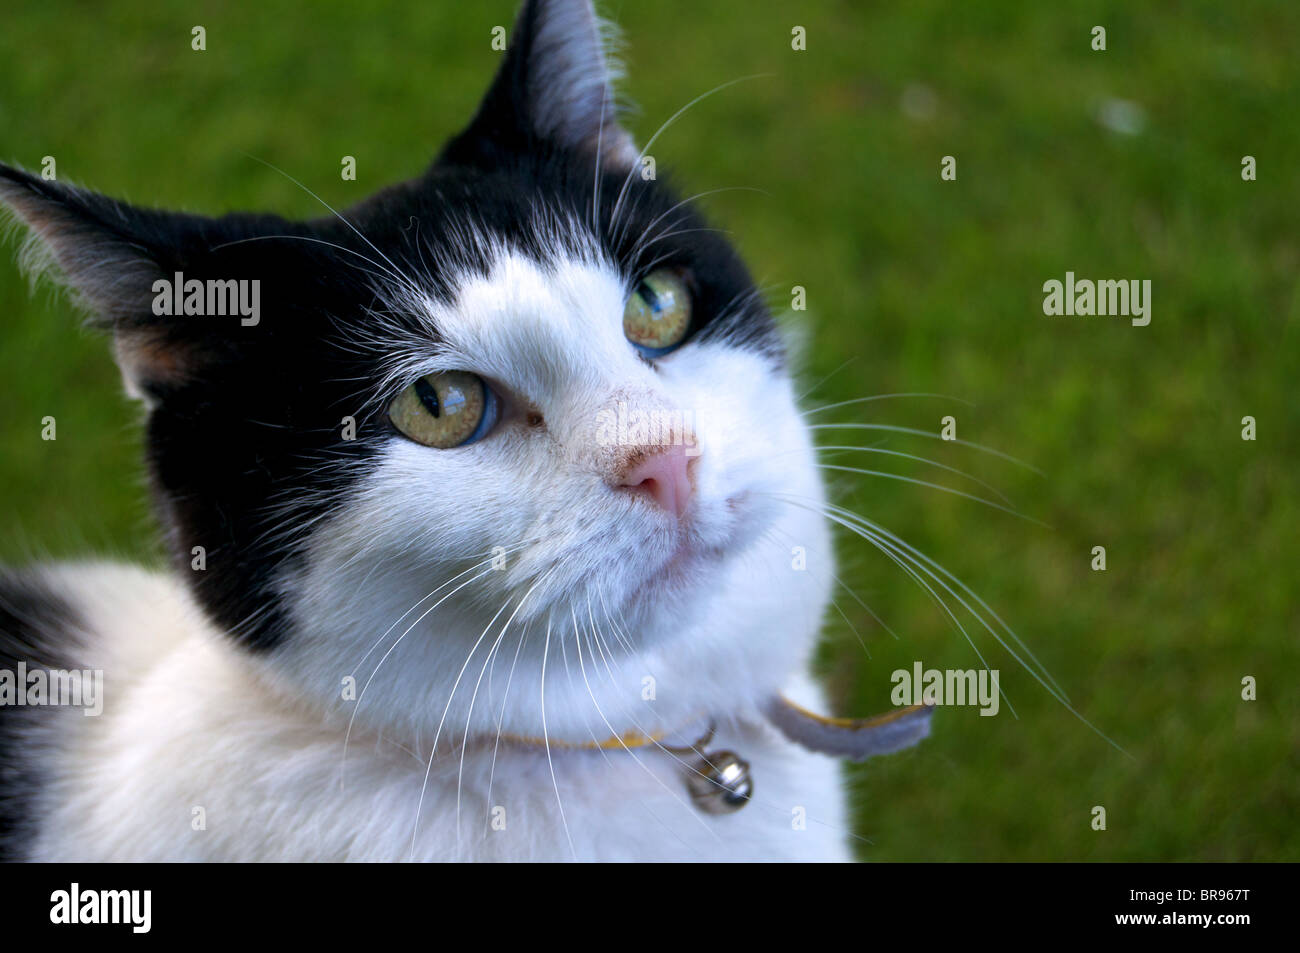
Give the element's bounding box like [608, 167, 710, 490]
[0, 0, 830, 743]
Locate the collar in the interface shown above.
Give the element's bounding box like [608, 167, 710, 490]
[499, 695, 933, 761]
[498, 696, 932, 816]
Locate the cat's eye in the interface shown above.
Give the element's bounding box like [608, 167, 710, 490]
[623, 269, 691, 357]
[389, 371, 498, 448]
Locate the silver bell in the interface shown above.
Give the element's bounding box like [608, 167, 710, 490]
[685, 750, 752, 814]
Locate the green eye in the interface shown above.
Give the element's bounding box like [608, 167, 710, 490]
[389, 370, 498, 448]
[624, 269, 691, 356]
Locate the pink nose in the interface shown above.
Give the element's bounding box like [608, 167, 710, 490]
[617, 445, 693, 518]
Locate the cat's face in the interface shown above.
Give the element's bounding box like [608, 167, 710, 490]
[0, 0, 831, 743]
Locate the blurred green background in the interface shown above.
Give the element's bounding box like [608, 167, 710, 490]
[0, 1, 1295, 860]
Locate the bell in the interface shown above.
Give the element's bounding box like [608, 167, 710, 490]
[685, 750, 752, 814]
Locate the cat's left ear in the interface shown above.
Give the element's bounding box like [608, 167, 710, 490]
[440, 0, 638, 169]
[0, 164, 250, 401]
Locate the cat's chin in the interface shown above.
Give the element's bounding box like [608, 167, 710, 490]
[615, 490, 760, 614]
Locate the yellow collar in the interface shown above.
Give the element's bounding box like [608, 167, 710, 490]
[495, 697, 933, 817]
[498, 695, 933, 760]
[501, 726, 676, 751]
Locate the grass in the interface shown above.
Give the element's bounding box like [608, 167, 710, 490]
[1, 0, 1295, 861]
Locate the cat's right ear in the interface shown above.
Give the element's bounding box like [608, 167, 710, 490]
[0, 164, 230, 401]
[439, 0, 638, 170]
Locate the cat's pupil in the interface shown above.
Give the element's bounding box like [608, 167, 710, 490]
[414, 377, 441, 418]
[637, 280, 662, 315]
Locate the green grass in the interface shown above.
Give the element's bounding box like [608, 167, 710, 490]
[1, 0, 1295, 860]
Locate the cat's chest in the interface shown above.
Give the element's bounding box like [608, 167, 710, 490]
[35, 635, 850, 861]
[373, 728, 852, 862]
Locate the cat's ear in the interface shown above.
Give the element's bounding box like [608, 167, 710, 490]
[0, 164, 226, 400]
[441, 0, 638, 169]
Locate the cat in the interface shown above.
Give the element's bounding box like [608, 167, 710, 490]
[0, 0, 928, 862]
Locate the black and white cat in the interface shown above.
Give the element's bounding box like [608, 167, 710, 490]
[0, 0, 928, 861]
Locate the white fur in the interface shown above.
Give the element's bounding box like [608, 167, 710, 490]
[28, 237, 850, 862]
[6, 0, 856, 861]
[33, 580, 848, 861]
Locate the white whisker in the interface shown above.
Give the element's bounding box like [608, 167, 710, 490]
[408, 593, 518, 859]
[455, 575, 550, 834]
[539, 615, 577, 860]
[813, 463, 1041, 524]
[809, 422, 1044, 474]
[802, 392, 973, 416]
[811, 444, 1015, 507]
[609, 74, 771, 245]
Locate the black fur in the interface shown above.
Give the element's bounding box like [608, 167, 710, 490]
[0, 571, 83, 861]
[0, 0, 781, 652]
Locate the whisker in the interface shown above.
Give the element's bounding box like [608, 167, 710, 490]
[207, 234, 399, 291]
[624, 186, 767, 265]
[594, 586, 636, 656]
[589, 585, 879, 850]
[767, 522, 902, 641]
[408, 593, 518, 859]
[794, 357, 858, 403]
[823, 501, 1074, 706]
[339, 560, 503, 786]
[538, 615, 577, 859]
[609, 74, 771, 244]
[484, 618, 533, 833]
[809, 422, 1044, 475]
[352, 539, 536, 674]
[238, 153, 422, 300]
[572, 601, 721, 841]
[830, 599, 872, 659]
[811, 445, 1016, 508]
[813, 463, 1043, 525]
[592, 81, 609, 233]
[770, 492, 1128, 755]
[770, 492, 1019, 718]
[456, 576, 550, 835]
[456, 624, 513, 838]
[630, 229, 732, 274]
[554, 607, 704, 858]
[802, 393, 974, 416]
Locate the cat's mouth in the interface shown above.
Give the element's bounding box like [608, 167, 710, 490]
[622, 491, 753, 605]
[623, 541, 715, 609]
